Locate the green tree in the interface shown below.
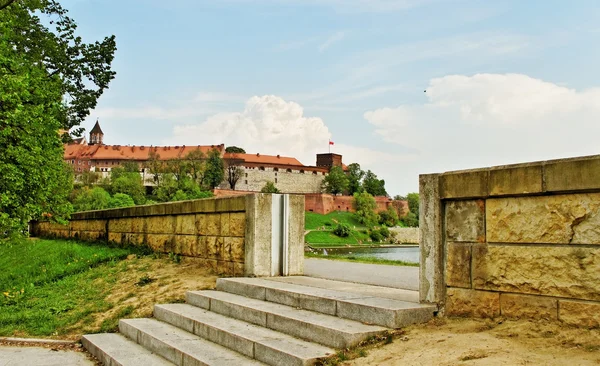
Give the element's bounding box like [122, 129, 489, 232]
[353, 192, 379, 226]
[110, 164, 146, 205]
[399, 192, 419, 227]
[347, 163, 365, 195]
[362, 170, 387, 197]
[72, 187, 111, 212]
[183, 150, 206, 186]
[108, 193, 135, 209]
[0, 0, 116, 236]
[406, 192, 419, 218]
[79, 170, 100, 187]
[261, 181, 280, 194]
[144, 150, 164, 186]
[321, 166, 349, 195]
[224, 156, 244, 190]
[225, 146, 246, 154]
[204, 149, 224, 189]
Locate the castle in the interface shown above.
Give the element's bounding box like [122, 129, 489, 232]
[64, 121, 343, 195]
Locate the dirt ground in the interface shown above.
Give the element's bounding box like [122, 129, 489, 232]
[348, 317, 600, 365]
[65, 255, 218, 340]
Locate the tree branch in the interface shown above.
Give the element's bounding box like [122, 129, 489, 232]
[0, 0, 17, 11]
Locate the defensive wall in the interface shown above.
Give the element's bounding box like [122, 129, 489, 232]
[32, 194, 305, 278]
[420, 154, 600, 328]
[214, 190, 398, 215]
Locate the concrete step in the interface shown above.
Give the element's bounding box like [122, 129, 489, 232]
[154, 303, 334, 366]
[186, 290, 387, 349]
[82, 333, 174, 366]
[119, 318, 265, 366]
[216, 277, 436, 328]
[268, 276, 420, 302]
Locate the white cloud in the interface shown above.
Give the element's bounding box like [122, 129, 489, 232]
[319, 31, 345, 52]
[363, 73, 600, 191]
[167, 95, 331, 165]
[167, 95, 413, 173]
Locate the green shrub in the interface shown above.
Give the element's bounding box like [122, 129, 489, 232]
[378, 226, 390, 238]
[369, 229, 383, 242]
[333, 223, 351, 237]
[378, 206, 399, 227]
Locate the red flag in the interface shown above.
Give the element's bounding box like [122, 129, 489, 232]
[329, 140, 334, 145]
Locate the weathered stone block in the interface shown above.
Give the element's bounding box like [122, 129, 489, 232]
[545, 157, 600, 193]
[222, 237, 244, 262]
[217, 261, 234, 276]
[191, 199, 216, 213]
[220, 213, 230, 236]
[472, 245, 600, 301]
[197, 236, 207, 258]
[489, 165, 542, 196]
[204, 214, 221, 236]
[559, 300, 600, 328]
[440, 170, 488, 199]
[108, 232, 122, 244]
[174, 235, 198, 256]
[446, 243, 471, 288]
[487, 194, 600, 244]
[206, 236, 219, 259]
[108, 218, 132, 233]
[175, 215, 196, 235]
[71, 219, 106, 232]
[419, 173, 444, 305]
[500, 293, 557, 320]
[229, 213, 246, 237]
[446, 288, 500, 318]
[123, 233, 144, 246]
[145, 216, 175, 234]
[207, 259, 218, 273]
[131, 218, 145, 232]
[233, 262, 245, 277]
[146, 234, 173, 252]
[216, 196, 245, 212]
[445, 200, 485, 242]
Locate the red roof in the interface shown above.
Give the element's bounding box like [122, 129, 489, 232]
[64, 144, 224, 161]
[224, 153, 304, 167]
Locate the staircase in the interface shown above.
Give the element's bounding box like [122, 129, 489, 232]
[82, 276, 437, 366]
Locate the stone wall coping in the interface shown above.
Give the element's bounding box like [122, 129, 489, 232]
[69, 195, 250, 220]
[427, 154, 600, 199]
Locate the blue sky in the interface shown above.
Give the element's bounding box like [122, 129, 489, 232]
[64, 0, 600, 195]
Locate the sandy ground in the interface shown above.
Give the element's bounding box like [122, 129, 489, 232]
[347, 318, 600, 366]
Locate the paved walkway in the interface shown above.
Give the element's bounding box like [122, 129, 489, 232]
[0, 346, 93, 366]
[304, 258, 419, 291]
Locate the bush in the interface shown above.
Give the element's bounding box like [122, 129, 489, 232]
[400, 212, 419, 227]
[378, 226, 390, 238]
[108, 193, 135, 208]
[378, 206, 399, 227]
[333, 223, 351, 237]
[353, 192, 379, 226]
[261, 181, 280, 193]
[369, 229, 383, 242]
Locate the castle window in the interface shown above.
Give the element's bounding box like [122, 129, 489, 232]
[245, 180, 248, 184]
[275, 178, 278, 183]
[245, 173, 248, 177]
[78, 168, 81, 172]
[71, 160, 74, 164]
[78, 161, 81, 165]
[300, 170, 304, 174]
[313, 171, 317, 175]
[259, 166, 265, 171]
[286, 168, 292, 173]
[273, 168, 279, 172]
[88, 161, 91, 165]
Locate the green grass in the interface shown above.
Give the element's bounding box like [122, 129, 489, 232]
[305, 211, 366, 230]
[0, 238, 142, 337]
[305, 252, 419, 267]
[305, 230, 373, 247]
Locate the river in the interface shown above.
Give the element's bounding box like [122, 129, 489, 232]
[317, 246, 420, 263]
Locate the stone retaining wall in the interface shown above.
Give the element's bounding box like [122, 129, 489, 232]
[32, 194, 305, 278]
[420, 155, 600, 328]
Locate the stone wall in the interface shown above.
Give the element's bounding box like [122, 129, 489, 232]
[420, 155, 600, 328]
[32, 194, 305, 278]
[389, 227, 419, 244]
[219, 166, 326, 194]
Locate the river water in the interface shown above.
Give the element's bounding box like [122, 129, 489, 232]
[318, 246, 420, 264]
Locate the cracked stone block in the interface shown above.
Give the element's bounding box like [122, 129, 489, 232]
[486, 193, 600, 244]
[445, 200, 485, 242]
[472, 245, 600, 301]
[500, 293, 558, 320]
[446, 243, 471, 288]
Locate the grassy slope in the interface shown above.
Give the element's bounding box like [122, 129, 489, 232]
[0, 239, 140, 337]
[305, 211, 366, 230]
